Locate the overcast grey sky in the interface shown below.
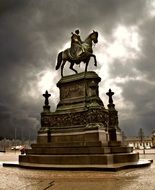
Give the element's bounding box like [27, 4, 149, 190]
[0, 0, 155, 139]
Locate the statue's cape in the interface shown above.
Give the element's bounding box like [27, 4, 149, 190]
[68, 43, 91, 60]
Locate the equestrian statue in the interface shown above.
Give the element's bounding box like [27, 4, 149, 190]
[55, 29, 98, 77]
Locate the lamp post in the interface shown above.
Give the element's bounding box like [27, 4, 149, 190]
[138, 128, 145, 154]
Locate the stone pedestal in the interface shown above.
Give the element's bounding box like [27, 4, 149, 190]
[56, 71, 104, 112]
[19, 71, 142, 169]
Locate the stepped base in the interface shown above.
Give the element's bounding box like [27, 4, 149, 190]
[26, 143, 133, 155]
[19, 152, 139, 165]
[19, 128, 137, 167]
[17, 159, 152, 171]
[19, 128, 140, 168]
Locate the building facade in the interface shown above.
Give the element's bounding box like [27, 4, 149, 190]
[125, 131, 155, 149]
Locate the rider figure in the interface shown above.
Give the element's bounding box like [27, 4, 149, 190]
[70, 29, 84, 59]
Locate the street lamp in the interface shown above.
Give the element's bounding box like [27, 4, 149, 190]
[138, 128, 145, 154]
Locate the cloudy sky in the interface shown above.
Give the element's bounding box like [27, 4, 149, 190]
[0, 0, 155, 139]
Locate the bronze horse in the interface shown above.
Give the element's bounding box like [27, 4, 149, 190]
[55, 31, 98, 77]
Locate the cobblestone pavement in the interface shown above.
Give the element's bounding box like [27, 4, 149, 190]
[0, 151, 155, 190]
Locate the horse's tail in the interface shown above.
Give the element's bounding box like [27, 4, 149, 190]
[56, 52, 63, 70]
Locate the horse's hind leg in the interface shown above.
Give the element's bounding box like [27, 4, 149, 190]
[70, 63, 78, 74]
[61, 60, 66, 77]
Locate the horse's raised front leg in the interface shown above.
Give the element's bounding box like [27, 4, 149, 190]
[85, 61, 89, 73]
[61, 60, 66, 77]
[91, 54, 97, 66]
[69, 62, 78, 74]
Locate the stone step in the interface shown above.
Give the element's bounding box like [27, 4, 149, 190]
[31, 141, 102, 148]
[26, 146, 133, 155]
[17, 159, 152, 171]
[19, 152, 139, 165]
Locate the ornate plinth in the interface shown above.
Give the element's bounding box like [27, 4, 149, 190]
[56, 71, 104, 112]
[18, 71, 151, 170]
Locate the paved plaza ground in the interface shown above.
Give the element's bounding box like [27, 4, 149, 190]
[0, 150, 155, 190]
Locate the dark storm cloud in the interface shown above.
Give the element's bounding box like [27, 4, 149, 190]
[107, 2, 155, 136]
[0, 0, 154, 139]
[109, 60, 138, 78]
[0, 1, 47, 139]
[0, 0, 28, 16]
[136, 18, 155, 81]
[116, 76, 155, 136]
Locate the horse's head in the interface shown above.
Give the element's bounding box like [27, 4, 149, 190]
[90, 30, 98, 44]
